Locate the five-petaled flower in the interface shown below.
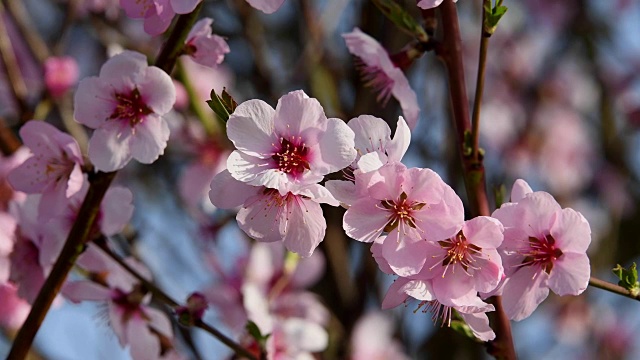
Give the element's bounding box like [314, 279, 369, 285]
[74, 51, 176, 172]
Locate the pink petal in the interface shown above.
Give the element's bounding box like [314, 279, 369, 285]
[100, 51, 148, 85]
[417, 0, 444, 10]
[324, 180, 358, 207]
[381, 232, 428, 276]
[458, 312, 495, 341]
[226, 99, 277, 158]
[129, 115, 170, 164]
[402, 279, 436, 301]
[510, 179, 533, 202]
[138, 66, 176, 115]
[371, 236, 394, 275]
[273, 90, 325, 145]
[128, 316, 162, 359]
[548, 252, 590, 296]
[312, 118, 357, 175]
[170, 0, 200, 13]
[74, 77, 114, 129]
[100, 186, 134, 236]
[390, 72, 420, 130]
[145, 307, 173, 338]
[501, 266, 550, 321]
[348, 115, 392, 156]
[209, 170, 260, 209]
[550, 208, 591, 253]
[237, 193, 285, 243]
[191, 34, 230, 68]
[381, 277, 410, 310]
[245, 0, 286, 14]
[463, 216, 504, 249]
[343, 197, 389, 243]
[88, 122, 133, 172]
[281, 197, 326, 257]
[386, 116, 411, 162]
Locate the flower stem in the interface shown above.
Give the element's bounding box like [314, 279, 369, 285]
[431, 1, 515, 358]
[589, 276, 640, 301]
[7, 8, 203, 359]
[470, 2, 491, 162]
[94, 241, 258, 360]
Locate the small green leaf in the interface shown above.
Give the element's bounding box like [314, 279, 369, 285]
[494, 184, 507, 208]
[372, 0, 429, 42]
[612, 263, 640, 296]
[207, 89, 238, 123]
[483, 1, 508, 35]
[245, 320, 271, 349]
[451, 319, 477, 340]
[463, 130, 473, 157]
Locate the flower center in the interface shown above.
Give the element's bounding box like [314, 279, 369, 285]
[437, 231, 482, 275]
[520, 234, 564, 274]
[110, 88, 153, 127]
[380, 191, 425, 233]
[271, 137, 310, 177]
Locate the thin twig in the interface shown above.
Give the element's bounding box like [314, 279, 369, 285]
[470, 2, 490, 162]
[589, 276, 640, 301]
[0, 3, 30, 120]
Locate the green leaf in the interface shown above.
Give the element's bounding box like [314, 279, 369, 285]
[372, 0, 429, 42]
[451, 319, 477, 340]
[207, 89, 238, 123]
[612, 263, 640, 296]
[483, 1, 508, 35]
[245, 320, 271, 349]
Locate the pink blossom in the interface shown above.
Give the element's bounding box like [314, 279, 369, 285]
[343, 28, 420, 129]
[325, 115, 410, 206]
[0, 147, 29, 211]
[419, 216, 504, 297]
[343, 162, 464, 274]
[225, 90, 356, 194]
[184, 18, 230, 68]
[350, 312, 409, 360]
[0, 212, 16, 283]
[210, 170, 337, 257]
[245, 0, 286, 14]
[7, 121, 84, 221]
[43, 56, 79, 97]
[74, 51, 176, 172]
[491, 179, 591, 321]
[120, 0, 202, 36]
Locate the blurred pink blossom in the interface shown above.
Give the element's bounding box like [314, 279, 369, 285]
[350, 312, 409, 360]
[120, 0, 202, 35]
[184, 18, 230, 68]
[343, 28, 420, 129]
[43, 56, 79, 97]
[245, 0, 286, 14]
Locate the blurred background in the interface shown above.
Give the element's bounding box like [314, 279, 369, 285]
[1, 0, 640, 359]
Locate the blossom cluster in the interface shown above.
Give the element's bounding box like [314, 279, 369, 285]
[209, 90, 592, 341]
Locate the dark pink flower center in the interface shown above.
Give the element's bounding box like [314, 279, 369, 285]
[110, 88, 152, 127]
[437, 231, 482, 274]
[380, 191, 425, 233]
[520, 234, 564, 274]
[271, 137, 310, 177]
[111, 285, 147, 321]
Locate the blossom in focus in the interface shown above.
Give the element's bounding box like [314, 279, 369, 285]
[343, 162, 464, 275]
[325, 115, 410, 206]
[74, 51, 176, 172]
[343, 28, 419, 129]
[43, 56, 79, 97]
[210, 170, 337, 257]
[245, 0, 286, 14]
[184, 18, 230, 68]
[225, 90, 356, 194]
[7, 121, 84, 221]
[491, 179, 591, 321]
[120, 0, 202, 35]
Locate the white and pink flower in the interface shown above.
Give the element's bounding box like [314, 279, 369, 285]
[225, 90, 356, 194]
[74, 51, 176, 172]
[120, 0, 202, 35]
